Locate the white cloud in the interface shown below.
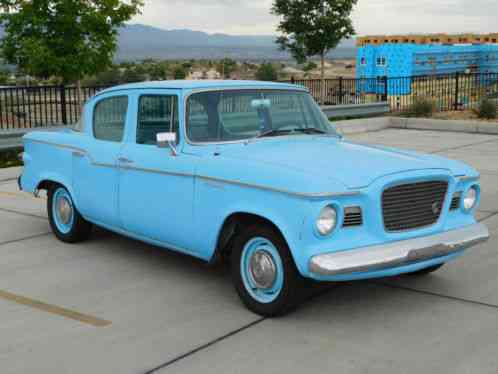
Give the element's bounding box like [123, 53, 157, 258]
[133, 0, 277, 35]
[132, 0, 497, 36]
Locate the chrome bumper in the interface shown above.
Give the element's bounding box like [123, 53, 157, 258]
[309, 223, 489, 276]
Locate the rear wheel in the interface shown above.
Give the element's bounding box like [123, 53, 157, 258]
[409, 263, 444, 276]
[47, 184, 92, 243]
[231, 224, 302, 317]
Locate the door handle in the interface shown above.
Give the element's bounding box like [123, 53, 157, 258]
[118, 157, 134, 164]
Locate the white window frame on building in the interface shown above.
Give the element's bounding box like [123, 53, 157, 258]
[376, 57, 387, 67]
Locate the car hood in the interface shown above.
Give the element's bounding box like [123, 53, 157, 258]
[215, 136, 471, 189]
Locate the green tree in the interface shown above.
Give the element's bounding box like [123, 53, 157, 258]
[255, 63, 278, 81]
[216, 58, 237, 78]
[122, 68, 144, 83]
[272, 0, 357, 103]
[303, 61, 317, 72]
[0, 68, 10, 85]
[173, 66, 186, 80]
[96, 67, 123, 86]
[0, 0, 142, 87]
[148, 64, 168, 81]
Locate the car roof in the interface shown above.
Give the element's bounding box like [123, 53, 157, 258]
[96, 80, 307, 96]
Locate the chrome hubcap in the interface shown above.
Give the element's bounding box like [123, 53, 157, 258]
[57, 197, 72, 225]
[249, 250, 277, 289]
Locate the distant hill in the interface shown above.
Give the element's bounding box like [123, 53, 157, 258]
[117, 24, 356, 61]
[0, 23, 356, 62]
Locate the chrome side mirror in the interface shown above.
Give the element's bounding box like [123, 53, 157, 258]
[156, 132, 178, 156]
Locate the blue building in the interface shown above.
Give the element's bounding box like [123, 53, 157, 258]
[356, 44, 498, 95]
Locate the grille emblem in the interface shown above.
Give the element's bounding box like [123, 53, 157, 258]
[432, 201, 441, 215]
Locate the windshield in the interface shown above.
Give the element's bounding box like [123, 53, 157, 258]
[186, 89, 337, 143]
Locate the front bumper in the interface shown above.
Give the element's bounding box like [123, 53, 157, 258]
[309, 223, 489, 276]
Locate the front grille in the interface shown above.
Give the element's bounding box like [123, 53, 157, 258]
[450, 192, 461, 210]
[343, 206, 363, 227]
[382, 181, 448, 232]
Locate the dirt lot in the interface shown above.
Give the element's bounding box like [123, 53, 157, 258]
[433, 110, 498, 123]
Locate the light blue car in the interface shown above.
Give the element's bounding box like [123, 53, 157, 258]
[19, 80, 489, 316]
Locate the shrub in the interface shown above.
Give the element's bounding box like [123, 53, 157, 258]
[476, 99, 497, 119]
[173, 67, 187, 80]
[255, 63, 278, 81]
[406, 97, 435, 118]
[0, 150, 23, 169]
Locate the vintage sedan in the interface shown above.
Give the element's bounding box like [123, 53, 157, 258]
[19, 80, 489, 316]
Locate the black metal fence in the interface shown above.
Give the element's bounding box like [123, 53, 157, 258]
[292, 72, 498, 112]
[288, 76, 388, 106]
[0, 72, 497, 130]
[0, 85, 107, 130]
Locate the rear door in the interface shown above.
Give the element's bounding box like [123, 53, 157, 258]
[72, 93, 129, 228]
[117, 91, 197, 253]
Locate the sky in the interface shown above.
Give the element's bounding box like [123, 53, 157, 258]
[132, 0, 498, 36]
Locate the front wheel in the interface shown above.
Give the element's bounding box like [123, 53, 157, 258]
[47, 184, 92, 243]
[231, 225, 302, 317]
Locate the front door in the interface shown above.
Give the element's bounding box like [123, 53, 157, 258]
[73, 94, 129, 228]
[118, 93, 197, 253]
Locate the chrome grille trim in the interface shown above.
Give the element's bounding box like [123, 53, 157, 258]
[382, 181, 448, 232]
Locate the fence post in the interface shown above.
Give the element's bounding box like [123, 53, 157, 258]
[454, 72, 460, 111]
[60, 84, 67, 125]
[382, 76, 388, 101]
[338, 77, 343, 105]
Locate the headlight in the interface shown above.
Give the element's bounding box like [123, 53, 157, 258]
[316, 205, 337, 236]
[463, 186, 478, 211]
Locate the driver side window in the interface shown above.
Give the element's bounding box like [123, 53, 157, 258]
[137, 95, 179, 145]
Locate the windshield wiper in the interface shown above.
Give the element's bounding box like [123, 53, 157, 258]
[254, 127, 328, 140]
[292, 128, 328, 134]
[255, 129, 293, 138]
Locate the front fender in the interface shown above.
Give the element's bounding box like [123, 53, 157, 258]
[192, 178, 311, 275]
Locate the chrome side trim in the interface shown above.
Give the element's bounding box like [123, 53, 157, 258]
[197, 175, 360, 199]
[30, 138, 85, 154]
[309, 223, 489, 276]
[28, 139, 361, 199]
[119, 164, 193, 178]
[29, 139, 116, 169]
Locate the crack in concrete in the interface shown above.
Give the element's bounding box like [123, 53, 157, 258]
[430, 137, 498, 154]
[478, 211, 498, 222]
[142, 318, 266, 374]
[0, 206, 47, 220]
[0, 232, 51, 247]
[375, 282, 498, 311]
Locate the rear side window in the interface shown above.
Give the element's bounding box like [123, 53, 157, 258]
[93, 96, 128, 142]
[137, 95, 179, 145]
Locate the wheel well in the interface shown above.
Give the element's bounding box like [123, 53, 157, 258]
[213, 212, 286, 264]
[37, 179, 58, 191]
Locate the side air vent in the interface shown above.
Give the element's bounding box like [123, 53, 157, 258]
[450, 192, 461, 210]
[343, 206, 363, 227]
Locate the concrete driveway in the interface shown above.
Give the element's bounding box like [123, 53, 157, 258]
[1, 128, 497, 374]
